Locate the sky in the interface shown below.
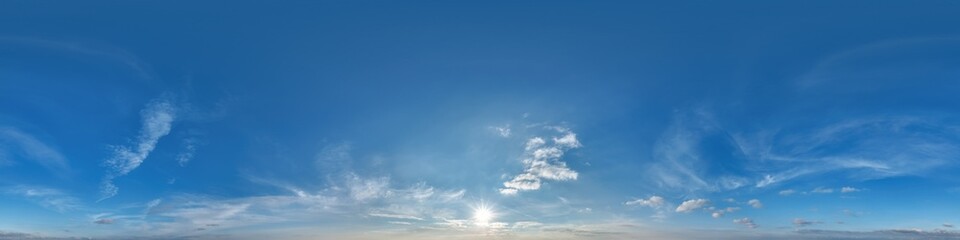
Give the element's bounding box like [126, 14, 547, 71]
[2, 1, 960, 239]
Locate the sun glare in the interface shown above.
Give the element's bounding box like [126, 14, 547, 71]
[472, 203, 495, 226]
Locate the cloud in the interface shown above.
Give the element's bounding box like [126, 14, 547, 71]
[368, 212, 424, 221]
[747, 199, 762, 208]
[779, 189, 796, 196]
[811, 187, 834, 194]
[625, 196, 665, 208]
[841, 187, 861, 193]
[711, 207, 740, 218]
[793, 218, 821, 227]
[675, 199, 709, 213]
[4, 186, 79, 212]
[94, 218, 114, 224]
[500, 127, 580, 195]
[490, 125, 512, 137]
[740, 117, 960, 188]
[733, 218, 757, 228]
[944, 223, 954, 228]
[513, 221, 544, 229]
[101, 97, 177, 201]
[346, 173, 391, 202]
[176, 137, 198, 166]
[0, 127, 69, 173]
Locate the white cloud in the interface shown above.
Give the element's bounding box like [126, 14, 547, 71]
[676, 199, 709, 213]
[779, 189, 797, 196]
[553, 132, 581, 148]
[491, 125, 512, 138]
[498, 188, 518, 195]
[738, 117, 960, 188]
[841, 187, 861, 193]
[625, 196, 665, 209]
[5, 186, 79, 212]
[346, 174, 391, 201]
[101, 97, 177, 201]
[711, 207, 740, 218]
[0, 127, 69, 173]
[176, 137, 198, 166]
[368, 212, 424, 221]
[500, 127, 581, 195]
[733, 218, 757, 228]
[512, 221, 543, 229]
[747, 199, 763, 208]
[811, 187, 834, 194]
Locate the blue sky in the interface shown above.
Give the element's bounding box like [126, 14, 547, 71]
[2, 1, 960, 239]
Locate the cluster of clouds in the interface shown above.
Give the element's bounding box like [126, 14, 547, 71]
[648, 111, 960, 195]
[100, 98, 177, 201]
[499, 127, 581, 195]
[625, 195, 763, 225]
[778, 186, 862, 196]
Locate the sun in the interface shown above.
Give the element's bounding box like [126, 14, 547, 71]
[472, 202, 495, 226]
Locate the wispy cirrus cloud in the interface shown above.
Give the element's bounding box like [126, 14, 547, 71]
[0, 127, 69, 174]
[100, 97, 177, 201]
[649, 110, 960, 195]
[4, 185, 80, 212]
[500, 127, 581, 195]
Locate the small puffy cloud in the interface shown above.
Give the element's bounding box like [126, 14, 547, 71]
[490, 125, 512, 138]
[675, 199, 709, 213]
[793, 218, 820, 227]
[944, 223, 954, 228]
[811, 187, 834, 194]
[841, 187, 861, 193]
[733, 218, 757, 228]
[712, 207, 740, 218]
[779, 189, 797, 196]
[747, 199, 763, 208]
[625, 196, 665, 209]
[553, 132, 581, 148]
[498, 188, 518, 195]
